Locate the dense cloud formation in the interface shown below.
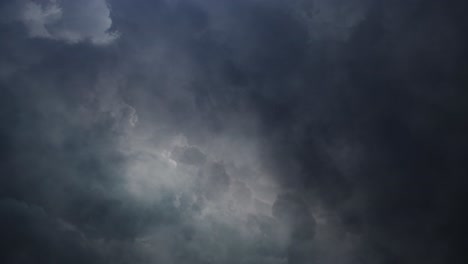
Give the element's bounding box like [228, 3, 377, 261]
[1, 0, 118, 44]
[1, 0, 468, 263]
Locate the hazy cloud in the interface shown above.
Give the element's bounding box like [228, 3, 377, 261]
[1, 0, 467, 263]
[15, 0, 118, 44]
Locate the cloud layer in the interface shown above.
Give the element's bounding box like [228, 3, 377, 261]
[1, 0, 468, 263]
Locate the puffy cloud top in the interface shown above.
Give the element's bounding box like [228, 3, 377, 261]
[17, 0, 118, 44]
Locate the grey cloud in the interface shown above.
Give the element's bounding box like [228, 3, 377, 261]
[197, 161, 231, 201]
[1, 0, 468, 263]
[0, 199, 102, 264]
[296, 0, 371, 41]
[13, 0, 118, 44]
[231, 180, 253, 206]
[171, 145, 207, 166]
[272, 193, 316, 241]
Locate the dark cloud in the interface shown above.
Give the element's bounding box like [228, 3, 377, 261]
[1, 0, 468, 263]
[272, 192, 316, 242]
[0, 199, 101, 264]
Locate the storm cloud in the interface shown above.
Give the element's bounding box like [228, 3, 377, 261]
[2, 0, 118, 44]
[1, 0, 468, 263]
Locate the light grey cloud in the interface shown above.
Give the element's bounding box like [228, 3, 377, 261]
[171, 145, 207, 166]
[17, 0, 118, 44]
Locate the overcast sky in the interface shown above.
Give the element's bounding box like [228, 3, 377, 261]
[1, 0, 467, 263]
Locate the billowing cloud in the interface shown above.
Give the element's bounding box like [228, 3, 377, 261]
[172, 145, 207, 166]
[12, 0, 118, 44]
[1, 0, 468, 263]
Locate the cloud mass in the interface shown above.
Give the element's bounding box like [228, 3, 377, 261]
[1, 0, 468, 263]
[10, 0, 118, 44]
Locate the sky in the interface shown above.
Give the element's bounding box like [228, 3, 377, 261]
[0, 0, 467, 263]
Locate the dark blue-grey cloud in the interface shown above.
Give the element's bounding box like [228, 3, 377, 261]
[1, 0, 468, 263]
